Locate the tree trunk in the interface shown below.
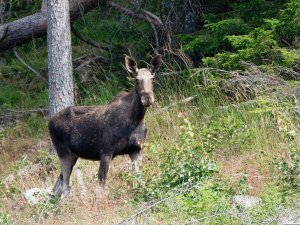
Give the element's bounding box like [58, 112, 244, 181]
[47, 0, 74, 117]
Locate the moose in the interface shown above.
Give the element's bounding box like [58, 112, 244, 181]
[49, 54, 162, 196]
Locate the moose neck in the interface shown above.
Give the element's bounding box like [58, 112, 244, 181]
[130, 89, 146, 125]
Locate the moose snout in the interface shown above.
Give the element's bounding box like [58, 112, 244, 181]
[141, 93, 155, 107]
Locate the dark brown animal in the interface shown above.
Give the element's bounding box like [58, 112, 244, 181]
[49, 55, 162, 196]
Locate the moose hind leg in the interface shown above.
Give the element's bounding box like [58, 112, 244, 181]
[59, 154, 78, 197]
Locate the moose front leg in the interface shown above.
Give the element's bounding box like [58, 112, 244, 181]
[99, 154, 112, 186]
[130, 150, 142, 174]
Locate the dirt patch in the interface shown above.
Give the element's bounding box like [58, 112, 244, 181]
[218, 153, 274, 196]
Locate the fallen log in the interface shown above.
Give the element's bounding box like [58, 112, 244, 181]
[0, 0, 163, 52]
[0, 0, 100, 52]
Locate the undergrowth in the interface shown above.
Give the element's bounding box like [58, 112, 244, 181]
[1, 0, 300, 224]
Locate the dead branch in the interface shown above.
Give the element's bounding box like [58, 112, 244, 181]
[0, 0, 163, 52]
[73, 55, 109, 68]
[4, 108, 48, 114]
[220, 63, 285, 101]
[107, 1, 163, 27]
[71, 24, 110, 51]
[154, 95, 197, 114]
[74, 55, 109, 83]
[183, 212, 234, 225]
[13, 47, 46, 83]
[146, 16, 159, 49]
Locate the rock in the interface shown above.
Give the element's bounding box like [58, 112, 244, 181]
[24, 188, 51, 206]
[233, 195, 261, 209]
[278, 208, 300, 225]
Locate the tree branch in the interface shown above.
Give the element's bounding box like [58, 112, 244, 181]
[146, 15, 159, 49]
[141, 9, 163, 25]
[71, 24, 110, 51]
[13, 47, 46, 82]
[107, 1, 163, 27]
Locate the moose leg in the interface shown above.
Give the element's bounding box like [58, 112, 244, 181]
[95, 155, 111, 202]
[99, 154, 112, 185]
[52, 174, 63, 196]
[130, 150, 141, 173]
[58, 154, 78, 197]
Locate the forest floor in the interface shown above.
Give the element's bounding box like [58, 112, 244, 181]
[1, 72, 300, 225]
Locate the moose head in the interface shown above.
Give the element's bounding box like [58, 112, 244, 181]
[125, 54, 162, 107]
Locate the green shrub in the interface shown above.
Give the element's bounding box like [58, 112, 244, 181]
[159, 118, 217, 189]
[276, 148, 300, 191]
[0, 212, 10, 225]
[204, 19, 300, 69]
[178, 18, 249, 57]
[129, 117, 217, 201]
[276, 0, 300, 46]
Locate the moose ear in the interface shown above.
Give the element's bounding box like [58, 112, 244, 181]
[150, 54, 162, 74]
[125, 55, 137, 74]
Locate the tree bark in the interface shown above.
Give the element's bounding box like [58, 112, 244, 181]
[47, 0, 74, 118]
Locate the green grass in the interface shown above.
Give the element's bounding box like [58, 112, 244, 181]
[1, 73, 300, 224]
[0, 84, 48, 109]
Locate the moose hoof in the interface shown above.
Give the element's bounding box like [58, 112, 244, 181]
[61, 187, 71, 199]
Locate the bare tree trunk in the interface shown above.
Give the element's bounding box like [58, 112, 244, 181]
[47, 0, 74, 153]
[47, 0, 74, 133]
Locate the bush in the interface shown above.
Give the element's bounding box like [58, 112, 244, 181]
[204, 19, 300, 69]
[276, 148, 300, 191]
[0, 213, 10, 225]
[159, 117, 217, 189]
[178, 18, 249, 57]
[129, 116, 217, 201]
[276, 0, 300, 46]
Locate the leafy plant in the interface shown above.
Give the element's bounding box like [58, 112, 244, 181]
[160, 117, 217, 189]
[178, 18, 249, 57]
[128, 116, 217, 201]
[277, 148, 300, 190]
[0, 212, 10, 225]
[276, 0, 300, 46]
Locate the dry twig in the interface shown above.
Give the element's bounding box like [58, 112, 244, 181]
[71, 25, 110, 51]
[183, 211, 234, 225]
[107, 1, 163, 27]
[13, 47, 46, 83]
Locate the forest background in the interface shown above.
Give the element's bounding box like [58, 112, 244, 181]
[0, 0, 300, 224]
